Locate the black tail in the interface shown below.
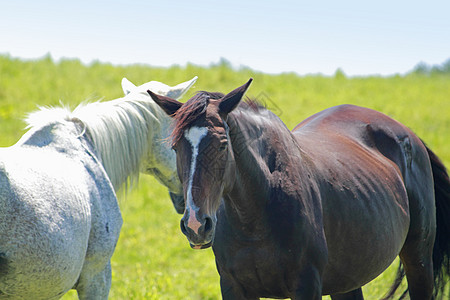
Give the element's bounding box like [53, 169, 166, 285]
[384, 143, 450, 299]
[426, 145, 450, 298]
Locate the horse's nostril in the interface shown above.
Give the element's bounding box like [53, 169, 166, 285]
[180, 219, 188, 235]
[204, 216, 213, 233]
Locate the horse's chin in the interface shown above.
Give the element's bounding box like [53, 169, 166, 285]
[190, 241, 212, 250]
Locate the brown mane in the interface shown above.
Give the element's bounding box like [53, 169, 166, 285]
[242, 96, 266, 111]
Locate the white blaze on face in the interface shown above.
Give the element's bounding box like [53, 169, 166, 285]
[184, 126, 208, 234]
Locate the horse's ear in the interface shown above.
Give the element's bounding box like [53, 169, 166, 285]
[218, 78, 253, 115]
[121, 78, 136, 95]
[148, 90, 182, 116]
[166, 76, 198, 100]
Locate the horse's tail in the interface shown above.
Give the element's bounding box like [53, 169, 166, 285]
[426, 144, 450, 298]
[384, 142, 450, 300]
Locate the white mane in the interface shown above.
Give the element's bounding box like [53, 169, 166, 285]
[77, 97, 158, 190]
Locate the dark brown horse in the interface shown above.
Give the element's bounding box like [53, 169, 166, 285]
[148, 79, 450, 299]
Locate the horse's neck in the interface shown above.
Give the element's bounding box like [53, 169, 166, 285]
[120, 95, 178, 189]
[225, 111, 306, 235]
[73, 95, 165, 191]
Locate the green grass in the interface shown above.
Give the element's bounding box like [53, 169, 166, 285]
[1, 54, 449, 299]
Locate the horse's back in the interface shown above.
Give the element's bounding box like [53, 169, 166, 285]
[292, 105, 433, 294]
[0, 146, 120, 299]
[292, 104, 429, 184]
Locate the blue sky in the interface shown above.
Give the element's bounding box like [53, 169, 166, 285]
[1, 0, 449, 76]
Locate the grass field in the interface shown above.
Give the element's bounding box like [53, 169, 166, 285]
[1, 54, 449, 299]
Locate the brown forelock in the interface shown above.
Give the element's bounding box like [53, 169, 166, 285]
[171, 91, 224, 147]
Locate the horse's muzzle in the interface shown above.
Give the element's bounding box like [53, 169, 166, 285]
[180, 209, 216, 249]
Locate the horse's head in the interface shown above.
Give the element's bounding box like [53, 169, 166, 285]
[149, 79, 253, 249]
[122, 77, 197, 213]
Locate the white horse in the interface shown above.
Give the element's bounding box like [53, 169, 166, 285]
[0, 76, 196, 299]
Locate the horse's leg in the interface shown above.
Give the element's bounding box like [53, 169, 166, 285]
[219, 274, 258, 300]
[399, 245, 434, 300]
[75, 261, 112, 300]
[399, 166, 435, 300]
[330, 288, 364, 300]
[292, 266, 323, 300]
